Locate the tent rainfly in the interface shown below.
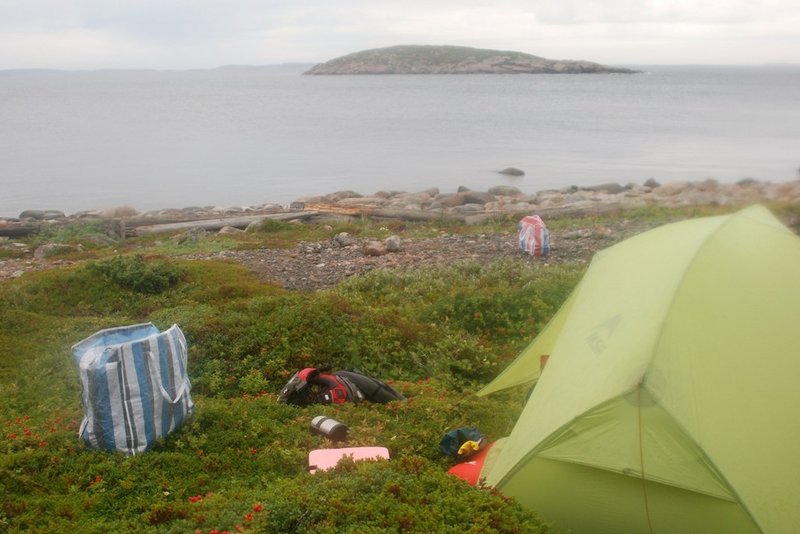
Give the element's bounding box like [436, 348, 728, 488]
[478, 205, 800, 534]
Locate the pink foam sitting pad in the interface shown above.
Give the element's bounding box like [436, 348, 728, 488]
[308, 446, 390, 474]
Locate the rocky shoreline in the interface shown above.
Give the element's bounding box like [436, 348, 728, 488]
[2, 178, 799, 288]
[290, 178, 800, 221]
[4, 178, 799, 227]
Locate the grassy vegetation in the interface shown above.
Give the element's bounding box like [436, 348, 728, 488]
[1, 203, 795, 532]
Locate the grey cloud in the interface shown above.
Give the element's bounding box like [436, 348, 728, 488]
[528, 0, 791, 25]
[0, 0, 798, 68]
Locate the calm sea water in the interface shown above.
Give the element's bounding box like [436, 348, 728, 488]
[1, 65, 799, 217]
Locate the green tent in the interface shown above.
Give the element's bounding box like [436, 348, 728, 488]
[478, 205, 800, 534]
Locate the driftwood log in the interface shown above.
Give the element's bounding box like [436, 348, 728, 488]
[303, 203, 468, 222]
[1, 202, 627, 240]
[126, 211, 319, 236]
[0, 225, 40, 238]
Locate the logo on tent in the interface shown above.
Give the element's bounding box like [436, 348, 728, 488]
[585, 314, 622, 355]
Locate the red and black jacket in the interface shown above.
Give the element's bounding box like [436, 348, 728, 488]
[278, 367, 364, 406]
[278, 367, 405, 406]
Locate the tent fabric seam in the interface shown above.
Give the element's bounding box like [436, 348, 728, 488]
[499, 387, 751, 503]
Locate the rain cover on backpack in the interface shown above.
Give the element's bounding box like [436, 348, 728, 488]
[518, 215, 550, 256]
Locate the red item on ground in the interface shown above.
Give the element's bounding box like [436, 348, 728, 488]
[447, 441, 495, 486]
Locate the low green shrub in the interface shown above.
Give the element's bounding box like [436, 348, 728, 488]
[86, 254, 185, 294]
[185, 292, 503, 397]
[0, 239, 582, 532]
[35, 220, 105, 244]
[260, 456, 552, 533]
[335, 259, 582, 347]
[258, 218, 295, 233]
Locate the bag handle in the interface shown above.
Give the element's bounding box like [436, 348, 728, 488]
[147, 331, 191, 404]
[147, 348, 190, 404]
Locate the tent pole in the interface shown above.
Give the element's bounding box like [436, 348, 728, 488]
[637, 381, 654, 534]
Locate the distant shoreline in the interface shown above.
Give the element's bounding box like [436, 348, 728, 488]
[3, 179, 798, 226]
[4, 63, 798, 76]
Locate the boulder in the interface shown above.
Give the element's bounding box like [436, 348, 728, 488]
[19, 210, 66, 220]
[325, 190, 363, 201]
[698, 179, 720, 191]
[339, 196, 387, 207]
[393, 191, 436, 206]
[173, 227, 207, 245]
[452, 204, 485, 213]
[464, 214, 493, 225]
[363, 241, 387, 257]
[377, 190, 409, 199]
[461, 191, 497, 205]
[97, 206, 138, 219]
[218, 207, 247, 217]
[582, 183, 626, 195]
[251, 203, 284, 213]
[488, 185, 523, 196]
[385, 235, 403, 252]
[498, 167, 525, 176]
[505, 202, 533, 212]
[333, 232, 357, 247]
[419, 187, 440, 197]
[440, 191, 497, 207]
[437, 194, 466, 208]
[34, 243, 76, 259]
[95, 219, 126, 241]
[656, 181, 692, 196]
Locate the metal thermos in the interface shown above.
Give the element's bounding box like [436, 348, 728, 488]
[310, 416, 348, 441]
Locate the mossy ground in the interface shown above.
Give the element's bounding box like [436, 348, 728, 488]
[1, 203, 796, 532]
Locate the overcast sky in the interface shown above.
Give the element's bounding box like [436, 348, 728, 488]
[1, 0, 798, 70]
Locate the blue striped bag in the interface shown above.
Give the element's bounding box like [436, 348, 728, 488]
[72, 323, 195, 455]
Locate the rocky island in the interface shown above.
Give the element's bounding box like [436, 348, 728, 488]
[304, 45, 639, 75]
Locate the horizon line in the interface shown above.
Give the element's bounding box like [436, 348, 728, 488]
[2, 62, 799, 74]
